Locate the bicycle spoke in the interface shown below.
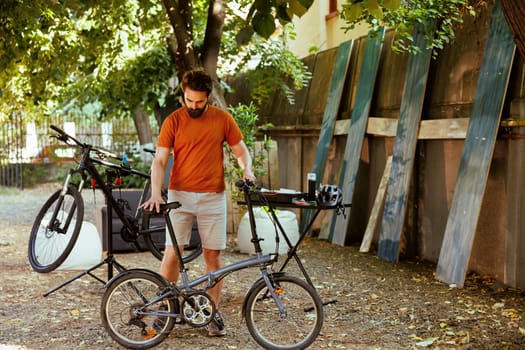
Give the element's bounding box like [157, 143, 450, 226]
[102, 272, 175, 348]
[245, 275, 323, 350]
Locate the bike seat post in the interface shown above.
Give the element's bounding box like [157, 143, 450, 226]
[163, 208, 188, 272]
[242, 184, 265, 256]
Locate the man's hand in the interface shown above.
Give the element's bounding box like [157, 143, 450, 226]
[243, 168, 256, 184]
[139, 193, 166, 214]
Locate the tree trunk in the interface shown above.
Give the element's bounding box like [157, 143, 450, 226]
[133, 107, 154, 147]
[202, 0, 227, 108]
[162, 0, 227, 108]
[162, 0, 197, 80]
[500, 0, 525, 60]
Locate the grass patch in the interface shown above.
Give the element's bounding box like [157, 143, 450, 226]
[0, 186, 21, 195]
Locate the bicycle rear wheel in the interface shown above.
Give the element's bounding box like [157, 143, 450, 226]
[244, 274, 324, 350]
[101, 269, 176, 349]
[28, 186, 84, 273]
[141, 213, 202, 264]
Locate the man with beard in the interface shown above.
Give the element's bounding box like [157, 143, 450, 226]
[142, 69, 256, 337]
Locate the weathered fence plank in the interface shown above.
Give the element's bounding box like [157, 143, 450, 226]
[377, 22, 434, 262]
[300, 40, 354, 232]
[436, 0, 515, 287]
[328, 28, 386, 245]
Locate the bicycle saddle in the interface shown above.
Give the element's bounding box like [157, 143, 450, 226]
[143, 201, 181, 214]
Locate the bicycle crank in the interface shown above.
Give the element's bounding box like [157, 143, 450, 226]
[181, 292, 216, 327]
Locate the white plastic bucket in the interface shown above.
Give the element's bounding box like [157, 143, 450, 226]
[57, 221, 102, 270]
[237, 208, 299, 255]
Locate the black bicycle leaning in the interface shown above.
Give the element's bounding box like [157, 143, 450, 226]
[27, 125, 201, 273]
[100, 180, 324, 350]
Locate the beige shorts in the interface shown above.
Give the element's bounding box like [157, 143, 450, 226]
[165, 190, 227, 250]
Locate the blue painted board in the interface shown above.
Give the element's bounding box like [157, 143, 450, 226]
[329, 27, 386, 245]
[377, 22, 434, 262]
[436, 0, 515, 287]
[300, 40, 353, 232]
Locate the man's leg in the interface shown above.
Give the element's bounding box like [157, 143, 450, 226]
[160, 244, 185, 282]
[202, 248, 222, 307]
[203, 247, 226, 336]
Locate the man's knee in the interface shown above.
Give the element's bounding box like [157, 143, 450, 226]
[203, 248, 221, 269]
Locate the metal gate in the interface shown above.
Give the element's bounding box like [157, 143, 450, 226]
[0, 112, 24, 189]
[0, 114, 145, 189]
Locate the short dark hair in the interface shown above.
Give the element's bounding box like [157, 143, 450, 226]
[181, 69, 213, 97]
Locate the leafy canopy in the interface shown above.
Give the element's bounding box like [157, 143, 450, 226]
[0, 0, 313, 123]
[341, 0, 486, 55]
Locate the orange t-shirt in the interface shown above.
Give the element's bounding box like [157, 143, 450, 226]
[157, 105, 243, 192]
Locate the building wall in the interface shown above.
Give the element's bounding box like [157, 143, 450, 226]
[288, 0, 369, 58]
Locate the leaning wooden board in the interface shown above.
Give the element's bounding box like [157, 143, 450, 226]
[360, 155, 392, 253]
[300, 40, 353, 232]
[377, 22, 434, 262]
[327, 28, 386, 245]
[436, 0, 515, 287]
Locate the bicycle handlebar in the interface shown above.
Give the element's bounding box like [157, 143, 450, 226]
[235, 179, 256, 192]
[50, 124, 122, 161]
[49, 124, 149, 178]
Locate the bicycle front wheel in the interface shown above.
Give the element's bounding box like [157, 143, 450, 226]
[101, 269, 176, 349]
[28, 186, 84, 273]
[244, 274, 324, 350]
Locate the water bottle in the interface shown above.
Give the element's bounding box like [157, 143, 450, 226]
[307, 172, 317, 202]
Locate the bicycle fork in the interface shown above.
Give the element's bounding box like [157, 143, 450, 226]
[48, 171, 85, 233]
[260, 270, 287, 318]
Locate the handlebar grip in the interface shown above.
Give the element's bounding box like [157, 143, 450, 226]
[236, 179, 255, 189]
[235, 180, 245, 189]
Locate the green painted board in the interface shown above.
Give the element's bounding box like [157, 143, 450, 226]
[377, 22, 434, 262]
[300, 40, 353, 232]
[436, 0, 515, 287]
[328, 28, 386, 245]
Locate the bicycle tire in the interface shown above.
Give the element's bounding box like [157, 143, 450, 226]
[141, 212, 202, 264]
[244, 274, 324, 350]
[28, 186, 84, 273]
[101, 269, 176, 349]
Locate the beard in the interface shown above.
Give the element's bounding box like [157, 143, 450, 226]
[187, 104, 207, 118]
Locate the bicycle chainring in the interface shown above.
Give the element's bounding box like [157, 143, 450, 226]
[181, 292, 216, 327]
[120, 215, 139, 242]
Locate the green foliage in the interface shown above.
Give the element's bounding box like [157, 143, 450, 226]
[1, 0, 313, 130]
[341, 0, 487, 56]
[0, 0, 171, 123]
[224, 103, 272, 198]
[242, 0, 314, 40]
[221, 24, 311, 106]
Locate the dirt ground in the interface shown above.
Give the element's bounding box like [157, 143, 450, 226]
[1, 184, 525, 350]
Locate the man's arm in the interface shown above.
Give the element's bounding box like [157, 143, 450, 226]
[230, 140, 256, 182]
[141, 146, 170, 213]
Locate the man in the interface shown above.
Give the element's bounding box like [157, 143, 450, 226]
[142, 69, 256, 336]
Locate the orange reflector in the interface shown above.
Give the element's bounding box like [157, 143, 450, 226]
[144, 329, 156, 339]
[275, 287, 283, 294]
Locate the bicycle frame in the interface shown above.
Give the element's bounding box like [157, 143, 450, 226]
[128, 180, 287, 318]
[45, 132, 150, 242]
[100, 180, 326, 350]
